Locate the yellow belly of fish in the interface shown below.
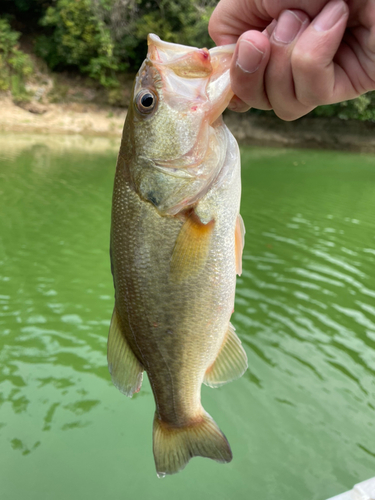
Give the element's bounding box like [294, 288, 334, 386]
[111, 173, 235, 418]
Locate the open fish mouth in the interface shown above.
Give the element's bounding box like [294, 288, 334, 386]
[147, 33, 236, 124]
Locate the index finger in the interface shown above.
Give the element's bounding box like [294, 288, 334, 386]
[209, 0, 335, 45]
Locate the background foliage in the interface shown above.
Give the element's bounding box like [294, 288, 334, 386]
[0, 18, 33, 101]
[0, 0, 374, 119]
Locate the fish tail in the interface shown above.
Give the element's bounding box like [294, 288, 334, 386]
[152, 410, 232, 477]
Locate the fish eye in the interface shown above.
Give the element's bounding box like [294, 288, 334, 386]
[135, 90, 157, 115]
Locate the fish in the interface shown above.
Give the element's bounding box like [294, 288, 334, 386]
[108, 33, 248, 477]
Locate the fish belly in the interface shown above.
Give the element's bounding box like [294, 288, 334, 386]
[111, 126, 241, 427]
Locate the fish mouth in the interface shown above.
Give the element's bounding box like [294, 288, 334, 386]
[148, 34, 200, 54]
[147, 34, 212, 78]
[147, 34, 235, 123]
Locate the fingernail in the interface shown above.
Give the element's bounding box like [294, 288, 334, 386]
[236, 39, 265, 74]
[313, 0, 347, 32]
[274, 10, 304, 44]
[228, 95, 245, 112]
[263, 19, 277, 39]
[228, 98, 239, 111]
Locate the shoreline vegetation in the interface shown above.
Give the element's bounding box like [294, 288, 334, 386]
[1, 1, 375, 151]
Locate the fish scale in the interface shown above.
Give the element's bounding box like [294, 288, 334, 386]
[108, 34, 248, 476]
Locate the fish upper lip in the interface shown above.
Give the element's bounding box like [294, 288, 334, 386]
[148, 33, 200, 53]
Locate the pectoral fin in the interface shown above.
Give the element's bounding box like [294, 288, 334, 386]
[107, 306, 143, 398]
[204, 323, 248, 388]
[235, 214, 245, 276]
[170, 211, 214, 283]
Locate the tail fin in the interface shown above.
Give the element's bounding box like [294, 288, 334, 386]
[153, 411, 232, 477]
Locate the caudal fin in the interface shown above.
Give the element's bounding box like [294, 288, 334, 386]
[153, 411, 232, 477]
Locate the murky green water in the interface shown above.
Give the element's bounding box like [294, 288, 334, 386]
[0, 133, 374, 500]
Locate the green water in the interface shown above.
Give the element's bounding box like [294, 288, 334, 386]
[0, 134, 374, 500]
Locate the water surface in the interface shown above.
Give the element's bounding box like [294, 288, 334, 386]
[0, 133, 374, 499]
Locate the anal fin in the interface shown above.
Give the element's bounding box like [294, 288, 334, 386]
[107, 306, 143, 397]
[204, 323, 248, 388]
[235, 214, 245, 276]
[170, 211, 214, 283]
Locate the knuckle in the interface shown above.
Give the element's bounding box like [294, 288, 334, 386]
[296, 86, 320, 107]
[273, 105, 303, 121]
[291, 47, 315, 73]
[291, 36, 328, 70]
[230, 103, 252, 113]
[291, 50, 332, 107]
[231, 85, 257, 109]
[258, 102, 273, 111]
[230, 75, 251, 105]
[296, 83, 330, 108]
[275, 111, 299, 121]
[231, 83, 270, 111]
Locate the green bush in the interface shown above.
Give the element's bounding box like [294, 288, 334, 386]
[3, 0, 375, 121]
[312, 93, 375, 121]
[0, 17, 33, 101]
[35, 0, 216, 88]
[134, 0, 215, 50]
[35, 0, 126, 87]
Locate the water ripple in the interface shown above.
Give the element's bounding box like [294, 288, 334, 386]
[0, 140, 374, 499]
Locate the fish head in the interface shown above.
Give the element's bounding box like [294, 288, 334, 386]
[122, 34, 235, 216]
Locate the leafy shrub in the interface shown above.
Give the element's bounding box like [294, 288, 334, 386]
[312, 93, 375, 121]
[0, 17, 33, 101]
[35, 0, 216, 88]
[134, 0, 215, 51]
[0, 0, 53, 29]
[3, 0, 375, 121]
[35, 0, 126, 87]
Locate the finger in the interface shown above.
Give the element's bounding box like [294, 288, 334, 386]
[208, 0, 331, 46]
[229, 30, 272, 112]
[338, 27, 375, 94]
[209, 0, 255, 46]
[263, 20, 278, 40]
[265, 9, 311, 120]
[291, 0, 351, 107]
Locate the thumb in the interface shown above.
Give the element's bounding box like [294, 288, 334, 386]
[229, 30, 271, 112]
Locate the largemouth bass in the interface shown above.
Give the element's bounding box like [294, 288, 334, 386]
[108, 34, 248, 476]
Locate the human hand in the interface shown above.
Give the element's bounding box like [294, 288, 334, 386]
[209, 0, 375, 120]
